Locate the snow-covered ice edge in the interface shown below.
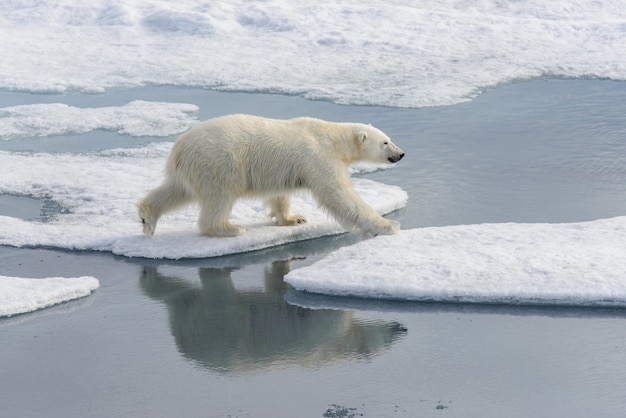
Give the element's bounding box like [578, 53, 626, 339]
[285, 217, 626, 307]
[0, 276, 99, 317]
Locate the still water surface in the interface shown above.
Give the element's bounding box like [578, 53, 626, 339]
[1, 79, 625, 417]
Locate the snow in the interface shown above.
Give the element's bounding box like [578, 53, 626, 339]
[0, 101, 199, 140]
[285, 217, 626, 307]
[0, 145, 407, 259]
[0, 0, 625, 108]
[0, 275, 99, 317]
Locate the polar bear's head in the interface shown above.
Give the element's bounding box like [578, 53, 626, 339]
[358, 125, 405, 164]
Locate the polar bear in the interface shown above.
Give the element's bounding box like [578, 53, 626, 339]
[137, 114, 405, 237]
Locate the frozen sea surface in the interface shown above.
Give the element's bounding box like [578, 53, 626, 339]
[0, 0, 625, 107]
[0, 101, 199, 139]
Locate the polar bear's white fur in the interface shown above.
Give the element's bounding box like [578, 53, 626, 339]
[137, 114, 405, 237]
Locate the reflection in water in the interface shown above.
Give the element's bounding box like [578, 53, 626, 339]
[140, 261, 406, 373]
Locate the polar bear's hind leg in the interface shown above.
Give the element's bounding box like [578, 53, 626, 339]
[197, 196, 245, 237]
[265, 195, 307, 226]
[137, 204, 157, 237]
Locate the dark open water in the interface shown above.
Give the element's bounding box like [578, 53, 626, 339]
[1, 79, 625, 417]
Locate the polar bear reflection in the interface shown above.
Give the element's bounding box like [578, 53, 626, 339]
[140, 261, 406, 373]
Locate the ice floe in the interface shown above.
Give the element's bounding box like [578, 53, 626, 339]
[0, 1, 624, 107]
[285, 217, 626, 307]
[0, 144, 407, 259]
[0, 101, 198, 140]
[0, 275, 99, 317]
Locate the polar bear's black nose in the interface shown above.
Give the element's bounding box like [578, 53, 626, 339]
[389, 152, 405, 163]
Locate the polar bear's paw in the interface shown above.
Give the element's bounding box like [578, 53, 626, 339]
[361, 218, 400, 237]
[278, 214, 308, 226]
[268, 208, 307, 226]
[137, 204, 157, 237]
[200, 224, 246, 238]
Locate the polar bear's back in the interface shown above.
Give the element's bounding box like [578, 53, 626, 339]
[167, 114, 331, 196]
[175, 114, 326, 157]
[182, 114, 346, 145]
[169, 114, 348, 172]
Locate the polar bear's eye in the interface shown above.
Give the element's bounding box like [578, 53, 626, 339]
[383, 141, 388, 145]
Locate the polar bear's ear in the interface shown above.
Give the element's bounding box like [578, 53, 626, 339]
[358, 131, 368, 142]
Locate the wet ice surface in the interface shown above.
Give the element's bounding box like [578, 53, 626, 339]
[0, 195, 42, 220]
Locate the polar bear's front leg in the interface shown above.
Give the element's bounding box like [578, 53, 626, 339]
[358, 215, 400, 236]
[265, 195, 307, 226]
[311, 178, 400, 236]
